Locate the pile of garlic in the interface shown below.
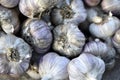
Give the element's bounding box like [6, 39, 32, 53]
[0, 0, 120, 80]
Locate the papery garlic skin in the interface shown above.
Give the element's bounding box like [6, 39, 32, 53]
[53, 23, 85, 57]
[0, 34, 32, 77]
[0, 0, 19, 8]
[22, 19, 52, 54]
[84, 39, 116, 69]
[51, 0, 87, 25]
[89, 13, 120, 39]
[68, 53, 105, 80]
[101, 0, 120, 15]
[0, 6, 20, 34]
[19, 0, 65, 18]
[85, 0, 101, 6]
[39, 52, 70, 80]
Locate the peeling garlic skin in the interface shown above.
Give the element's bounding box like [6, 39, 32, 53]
[89, 14, 120, 39]
[22, 19, 53, 54]
[68, 53, 105, 80]
[39, 52, 70, 80]
[51, 0, 87, 26]
[53, 23, 85, 57]
[0, 34, 32, 78]
[0, 0, 19, 8]
[0, 6, 20, 34]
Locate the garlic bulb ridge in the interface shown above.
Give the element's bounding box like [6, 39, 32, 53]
[68, 53, 105, 80]
[53, 23, 85, 57]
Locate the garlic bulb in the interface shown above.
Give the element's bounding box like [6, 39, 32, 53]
[68, 53, 105, 80]
[101, 0, 120, 15]
[85, 0, 101, 6]
[89, 12, 120, 39]
[0, 0, 19, 8]
[39, 52, 70, 80]
[22, 19, 52, 54]
[53, 23, 85, 57]
[51, 0, 87, 25]
[27, 64, 40, 79]
[0, 34, 32, 77]
[84, 39, 116, 69]
[112, 29, 120, 53]
[19, 0, 65, 18]
[0, 6, 20, 34]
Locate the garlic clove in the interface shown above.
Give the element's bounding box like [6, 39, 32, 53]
[85, 0, 101, 7]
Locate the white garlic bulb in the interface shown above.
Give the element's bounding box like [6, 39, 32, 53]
[101, 0, 120, 15]
[39, 52, 70, 80]
[89, 12, 120, 39]
[51, 0, 87, 25]
[68, 53, 105, 80]
[0, 34, 32, 77]
[22, 19, 53, 54]
[19, 0, 65, 18]
[84, 39, 116, 69]
[0, 0, 19, 8]
[53, 23, 85, 57]
[112, 29, 120, 53]
[0, 6, 20, 34]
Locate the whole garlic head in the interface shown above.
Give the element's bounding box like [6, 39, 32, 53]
[84, 39, 116, 69]
[68, 53, 105, 80]
[22, 19, 53, 54]
[39, 52, 70, 80]
[0, 0, 19, 8]
[0, 34, 32, 77]
[0, 6, 20, 34]
[51, 0, 87, 25]
[89, 12, 120, 39]
[19, 0, 65, 18]
[53, 23, 85, 57]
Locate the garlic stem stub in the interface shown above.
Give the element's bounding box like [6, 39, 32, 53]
[0, 34, 32, 78]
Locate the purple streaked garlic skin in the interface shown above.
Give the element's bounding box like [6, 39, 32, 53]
[22, 19, 53, 54]
[0, 6, 20, 34]
[0, 0, 19, 8]
[0, 34, 32, 78]
[51, 0, 87, 25]
[53, 23, 85, 57]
